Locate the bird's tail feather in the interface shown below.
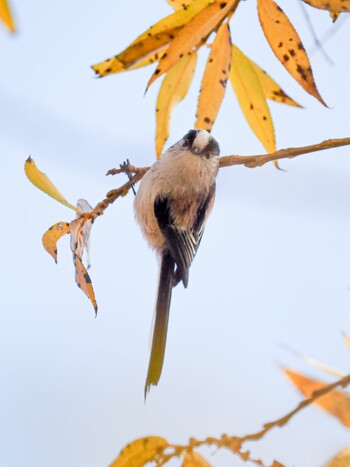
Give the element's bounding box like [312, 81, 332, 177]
[145, 252, 174, 398]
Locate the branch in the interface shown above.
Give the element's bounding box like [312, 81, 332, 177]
[219, 137, 350, 168]
[88, 137, 350, 221]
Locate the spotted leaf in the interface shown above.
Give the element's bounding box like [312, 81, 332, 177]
[156, 51, 197, 157]
[230, 44, 275, 153]
[42, 222, 70, 263]
[302, 0, 350, 12]
[258, 0, 326, 105]
[146, 0, 239, 90]
[24, 157, 80, 213]
[110, 436, 168, 467]
[284, 369, 350, 428]
[182, 450, 212, 466]
[195, 21, 231, 131]
[92, 0, 213, 76]
[248, 56, 302, 107]
[0, 0, 14, 32]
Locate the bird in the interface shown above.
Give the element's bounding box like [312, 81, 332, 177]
[134, 129, 220, 397]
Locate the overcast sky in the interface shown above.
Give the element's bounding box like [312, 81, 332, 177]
[1, 1, 350, 466]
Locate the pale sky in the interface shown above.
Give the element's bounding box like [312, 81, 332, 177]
[1, 1, 350, 466]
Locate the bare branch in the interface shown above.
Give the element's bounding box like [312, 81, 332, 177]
[219, 137, 350, 169]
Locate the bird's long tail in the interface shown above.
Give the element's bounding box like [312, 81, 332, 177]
[145, 252, 175, 398]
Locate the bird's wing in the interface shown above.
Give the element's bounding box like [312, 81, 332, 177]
[154, 184, 215, 287]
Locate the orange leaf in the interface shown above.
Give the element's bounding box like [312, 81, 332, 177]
[284, 369, 350, 428]
[182, 450, 212, 466]
[0, 0, 14, 32]
[110, 436, 168, 467]
[195, 22, 231, 131]
[24, 157, 80, 213]
[258, 0, 326, 105]
[146, 0, 238, 90]
[325, 445, 350, 467]
[230, 44, 275, 153]
[156, 51, 197, 157]
[42, 222, 70, 263]
[302, 0, 350, 13]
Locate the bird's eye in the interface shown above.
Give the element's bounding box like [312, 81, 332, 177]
[182, 138, 190, 147]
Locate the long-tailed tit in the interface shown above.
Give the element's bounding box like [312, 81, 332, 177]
[134, 129, 220, 396]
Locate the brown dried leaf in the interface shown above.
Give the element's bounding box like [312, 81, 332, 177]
[258, 0, 326, 105]
[42, 222, 70, 263]
[147, 0, 238, 89]
[195, 21, 231, 130]
[302, 0, 350, 13]
[284, 369, 350, 428]
[156, 51, 197, 157]
[182, 450, 212, 466]
[110, 436, 168, 467]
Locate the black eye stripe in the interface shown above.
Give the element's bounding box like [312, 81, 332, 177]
[204, 139, 220, 155]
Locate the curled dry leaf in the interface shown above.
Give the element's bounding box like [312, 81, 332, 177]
[24, 157, 80, 213]
[146, 0, 238, 90]
[42, 222, 70, 263]
[195, 21, 231, 131]
[110, 436, 168, 467]
[182, 450, 212, 466]
[70, 217, 97, 314]
[156, 51, 197, 157]
[284, 368, 350, 428]
[0, 0, 14, 32]
[301, 0, 350, 13]
[257, 0, 326, 106]
[76, 199, 93, 269]
[230, 44, 275, 153]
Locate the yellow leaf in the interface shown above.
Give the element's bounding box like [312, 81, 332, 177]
[258, 0, 326, 106]
[0, 0, 14, 32]
[24, 157, 80, 213]
[302, 0, 350, 13]
[147, 0, 239, 90]
[92, 29, 181, 76]
[42, 222, 70, 263]
[326, 445, 350, 467]
[195, 22, 231, 131]
[165, 0, 195, 10]
[156, 51, 197, 157]
[182, 450, 212, 466]
[92, 0, 214, 76]
[230, 44, 275, 153]
[110, 436, 168, 467]
[249, 58, 302, 107]
[284, 369, 350, 428]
